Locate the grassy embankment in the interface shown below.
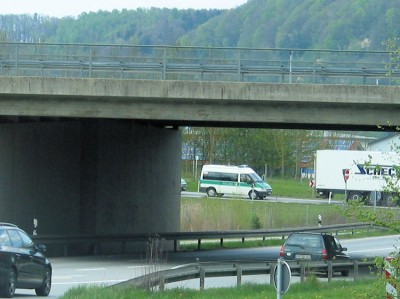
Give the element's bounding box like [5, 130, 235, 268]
[61, 278, 384, 299]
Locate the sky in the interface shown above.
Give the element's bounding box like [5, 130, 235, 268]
[1, 0, 248, 18]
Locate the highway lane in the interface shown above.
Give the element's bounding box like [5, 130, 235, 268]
[182, 191, 342, 205]
[13, 234, 400, 298]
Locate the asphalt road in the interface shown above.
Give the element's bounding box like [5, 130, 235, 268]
[182, 191, 342, 205]
[14, 234, 400, 298]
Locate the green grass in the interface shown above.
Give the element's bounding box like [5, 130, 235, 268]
[181, 197, 350, 231]
[267, 178, 317, 199]
[60, 278, 384, 299]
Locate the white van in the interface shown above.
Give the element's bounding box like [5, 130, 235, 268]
[199, 164, 272, 199]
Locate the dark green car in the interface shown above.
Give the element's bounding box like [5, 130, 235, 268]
[280, 232, 350, 276]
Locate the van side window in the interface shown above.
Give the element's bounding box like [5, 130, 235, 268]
[203, 171, 238, 182]
[240, 174, 251, 183]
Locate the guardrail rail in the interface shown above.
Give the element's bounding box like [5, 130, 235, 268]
[113, 259, 377, 291]
[32, 222, 384, 256]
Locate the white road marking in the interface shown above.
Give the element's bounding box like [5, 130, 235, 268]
[349, 247, 394, 253]
[76, 268, 107, 271]
[53, 279, 126, 285]
[127, 265, 149, 269]
[53, 275, 85, 280]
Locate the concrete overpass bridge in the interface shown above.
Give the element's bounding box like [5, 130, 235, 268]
[0, 43, 399, 254]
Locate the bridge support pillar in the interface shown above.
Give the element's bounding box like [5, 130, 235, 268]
[0, 119, 181, 255]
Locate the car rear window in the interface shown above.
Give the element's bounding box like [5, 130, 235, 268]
[286, 234, 323, 248]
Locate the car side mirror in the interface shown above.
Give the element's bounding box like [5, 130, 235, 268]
[36, 244, 47, 253]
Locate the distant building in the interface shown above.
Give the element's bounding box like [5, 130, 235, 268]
[367, 133, 400, 152]
[299, 132, 377, 178]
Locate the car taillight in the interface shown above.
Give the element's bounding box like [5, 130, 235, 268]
[322, 248, 328, 260]
[280, 245, 285, 257]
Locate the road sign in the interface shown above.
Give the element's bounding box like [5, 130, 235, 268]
[342, 169, 350, 182]
[274, 258, 291, 297]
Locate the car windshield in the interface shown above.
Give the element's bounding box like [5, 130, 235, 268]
[248, 172, 263, 182]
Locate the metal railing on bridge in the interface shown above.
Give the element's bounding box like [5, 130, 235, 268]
[0, 42, 398, 85]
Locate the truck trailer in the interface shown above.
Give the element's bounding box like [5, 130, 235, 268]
[314, 150, 400, 205]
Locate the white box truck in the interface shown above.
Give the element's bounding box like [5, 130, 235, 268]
[315, 150, 400, 205]
[199, 164, 272, 200]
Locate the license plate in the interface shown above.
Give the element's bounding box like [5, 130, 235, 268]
[295, 254, 311, 260]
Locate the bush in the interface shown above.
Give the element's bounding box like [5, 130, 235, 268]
[251, 214, 262, 229]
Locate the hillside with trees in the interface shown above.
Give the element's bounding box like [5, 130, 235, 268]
[0, 9, 223, 44]
[178, 0, 400, 50]
[1, 0, 400, 51]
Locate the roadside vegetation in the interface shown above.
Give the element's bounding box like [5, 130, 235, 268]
[181, 198, 349, 231]
[180, 177, 350, 233]
[60, 278, 383, 299]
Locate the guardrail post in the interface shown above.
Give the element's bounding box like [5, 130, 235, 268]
[270, 262, 276, 285]
[327, 261, 333, 282]
[159, 274, 165, 291]
[200, 267, 205, 290]
[237, 265, 242, 286]
[93, 243, 98, 255]
[162, 48, 166, 80]
[300, 262, 306, 282]
[353, 260, 359, 281]
[220, 238, 223, 247]
[197, 239, 201, 250]
[89, 45, 92, 78]
[15, 44, 19, 76]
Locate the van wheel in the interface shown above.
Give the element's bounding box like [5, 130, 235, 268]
[341, 270, 349, 277]
[206, 188, 217, 197]
[248, 190, 259, 200]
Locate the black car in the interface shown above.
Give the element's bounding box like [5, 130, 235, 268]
[0, 223, 51, 298]
[181, 178, 187, 191]
[280, 232, 350, 276]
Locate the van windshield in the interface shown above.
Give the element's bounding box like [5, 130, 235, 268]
[248, 172, 263, 182]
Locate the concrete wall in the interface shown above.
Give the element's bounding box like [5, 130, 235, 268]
[0, 120, 181, 254]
